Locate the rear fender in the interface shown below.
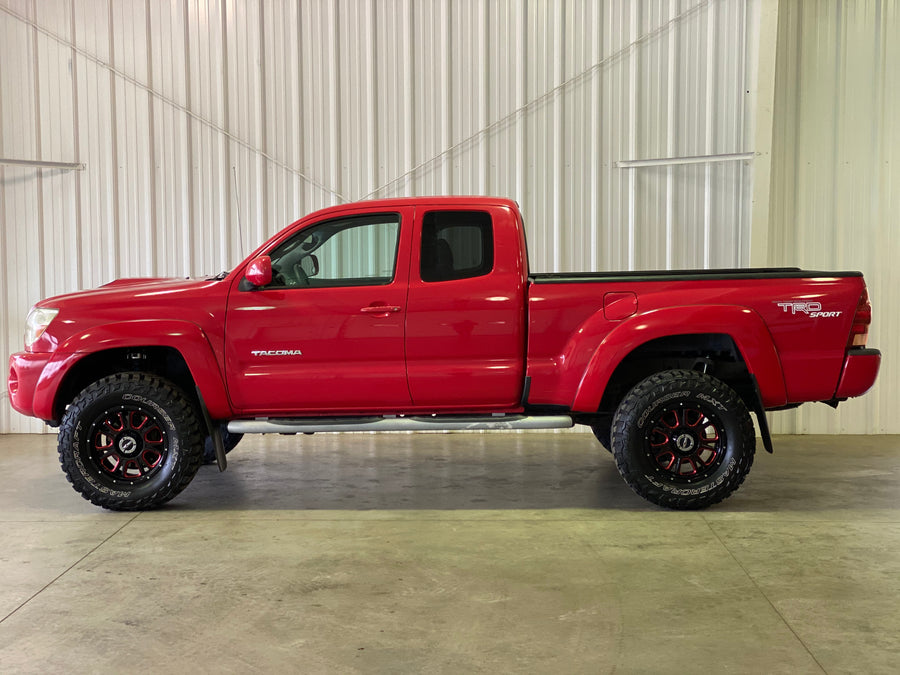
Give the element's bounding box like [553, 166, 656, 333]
[571, 305, 787, 412]
[33, 320, 231, 421]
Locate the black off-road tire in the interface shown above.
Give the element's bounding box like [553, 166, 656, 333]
[202, 427, 243, 464]
[611, 369, 755, 510]
[57, 373, 204, 511]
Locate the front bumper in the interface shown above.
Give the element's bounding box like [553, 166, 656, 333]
[8, 352, 51, 418]
[834, 348, 881, 399]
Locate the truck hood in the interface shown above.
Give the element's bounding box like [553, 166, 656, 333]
[102, 277, 190, 289]
[38, 277, 222, 308]
[28, 276, 230, 355]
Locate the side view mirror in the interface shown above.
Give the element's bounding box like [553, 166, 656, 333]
[244, 255, 272, 288]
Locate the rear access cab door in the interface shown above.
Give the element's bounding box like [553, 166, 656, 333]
[405, 202, 528, 409]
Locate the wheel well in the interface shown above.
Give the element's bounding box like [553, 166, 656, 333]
[53, 347, 197, 422]
[596, 334, 756, 417]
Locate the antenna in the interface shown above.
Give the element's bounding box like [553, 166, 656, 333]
[232, 166, 245, 257]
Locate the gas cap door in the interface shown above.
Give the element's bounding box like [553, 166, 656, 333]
[603, 291, 638, 321]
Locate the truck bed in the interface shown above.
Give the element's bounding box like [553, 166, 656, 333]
[529, 268, 863, 283]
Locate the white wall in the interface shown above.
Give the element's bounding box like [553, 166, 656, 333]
[766, 0, 898, 435]
[0, 0, 794, 433]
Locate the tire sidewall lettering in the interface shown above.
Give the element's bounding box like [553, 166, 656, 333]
[696, 393, 727, 412]
[643, 457, 737, 496]
[122, 393, 176, 430]
[637, 390, 690, 427]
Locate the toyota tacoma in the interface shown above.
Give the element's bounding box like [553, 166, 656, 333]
[7, 197, 881, 510]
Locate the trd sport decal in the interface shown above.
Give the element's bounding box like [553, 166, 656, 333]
[776, 301, 842, 318]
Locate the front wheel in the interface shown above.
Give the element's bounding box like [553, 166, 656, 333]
[57, 373, 204, 511]
[611, 369, 755, 510]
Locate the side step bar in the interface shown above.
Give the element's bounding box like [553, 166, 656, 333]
[228, 414, 574, 435]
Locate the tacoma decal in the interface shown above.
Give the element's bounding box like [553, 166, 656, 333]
[251, 349, 303, 356]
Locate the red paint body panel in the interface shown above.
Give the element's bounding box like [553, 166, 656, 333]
[49, 321, 231, 420]
[5, 196, 879, 426]
[603, 292, 638, 321]
[226, 284, 412, 412]
[527, 274, 867, 410]
[8, 352, 47, 418]
[13, 278, 231, 420]
[405, 203, 528, 407]
[834, 350, 881, 399]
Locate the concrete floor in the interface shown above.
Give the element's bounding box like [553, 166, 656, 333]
[0, 432, 898, 674]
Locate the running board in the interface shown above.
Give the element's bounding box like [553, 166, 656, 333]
[227, 414, 574, 435]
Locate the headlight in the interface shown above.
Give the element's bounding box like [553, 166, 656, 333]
[25, 307, 59, 349]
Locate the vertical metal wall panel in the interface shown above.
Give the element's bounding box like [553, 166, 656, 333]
[2, 0, 762, 433]
[768, 0, 898, 435]
[1, 0, 43, 433]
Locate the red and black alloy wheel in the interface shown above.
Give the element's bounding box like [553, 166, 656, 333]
[88, 407, 169, 483]
[645, 404, 726, 481]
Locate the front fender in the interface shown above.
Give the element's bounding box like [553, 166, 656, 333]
[570, 305, 787, 412]
[32, 320, 231, 420]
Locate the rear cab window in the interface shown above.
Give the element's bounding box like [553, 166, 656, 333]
[420, 211, 493, 283]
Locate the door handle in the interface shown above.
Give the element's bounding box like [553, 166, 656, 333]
[360, 305, 401, 315]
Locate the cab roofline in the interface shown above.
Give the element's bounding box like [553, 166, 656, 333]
[306, 195, 518, 217]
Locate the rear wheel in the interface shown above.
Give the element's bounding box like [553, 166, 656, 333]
[611, 369, 755, 509]
[58, 373, 204, 511]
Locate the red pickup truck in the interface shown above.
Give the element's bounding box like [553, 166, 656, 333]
[8, 197, 880, 511]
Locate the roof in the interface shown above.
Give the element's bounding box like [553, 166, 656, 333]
[301, 195, 519, 220]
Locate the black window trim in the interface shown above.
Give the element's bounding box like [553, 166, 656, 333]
[264, 211, 403, 290]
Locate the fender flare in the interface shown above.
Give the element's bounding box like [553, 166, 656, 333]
[570, 305, 787, 412]
[33, 320, 232, 421]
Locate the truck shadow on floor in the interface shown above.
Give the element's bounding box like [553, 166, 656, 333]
[173, 433, 651, 512]
[165, 433, 900, 514]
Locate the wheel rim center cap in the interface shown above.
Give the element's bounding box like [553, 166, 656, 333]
[118, 435, 140, 456]
[675, 433, 696, 453]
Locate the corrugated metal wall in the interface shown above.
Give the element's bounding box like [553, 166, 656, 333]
[2, 0, 759, 433]
[767, 0, 898, 435]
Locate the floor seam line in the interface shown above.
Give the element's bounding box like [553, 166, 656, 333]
[0, 513, 140, 625]
[703, 517, 829, 674]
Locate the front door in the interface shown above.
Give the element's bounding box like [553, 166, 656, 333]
[225, 210, 412, 414]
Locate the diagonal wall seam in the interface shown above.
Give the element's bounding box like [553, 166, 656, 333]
[0, 3, 347, 203]
[359, 0, 716, 201]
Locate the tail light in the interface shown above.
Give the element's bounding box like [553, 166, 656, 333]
[849, 288, 871, 347]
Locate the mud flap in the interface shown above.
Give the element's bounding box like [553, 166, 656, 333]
[749, 375, 775, 454]
[196, 386, 227, 471]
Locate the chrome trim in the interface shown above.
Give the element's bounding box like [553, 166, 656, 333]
[228, 414, 574, 434]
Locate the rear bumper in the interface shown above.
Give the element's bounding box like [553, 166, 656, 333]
[7, 351, 50, 418]
[834, 348, 881, 399]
